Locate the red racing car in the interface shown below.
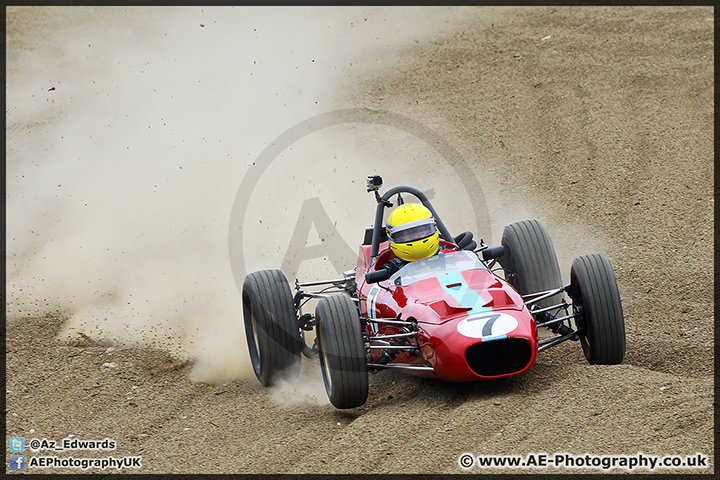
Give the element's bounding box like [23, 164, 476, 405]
[242, 175, 626, 409]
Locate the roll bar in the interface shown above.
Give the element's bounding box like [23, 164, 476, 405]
[370, 185, 454, 263]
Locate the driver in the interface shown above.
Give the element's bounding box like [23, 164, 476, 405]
[381, 203, 440, 275]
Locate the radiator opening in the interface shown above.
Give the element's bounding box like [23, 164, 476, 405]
[465, 338, 532, 377]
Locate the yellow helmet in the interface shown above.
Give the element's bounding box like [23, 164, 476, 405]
[386, 203, 440, 262]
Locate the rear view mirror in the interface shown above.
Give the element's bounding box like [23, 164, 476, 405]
[482, 245, 505, 261]
[365, 269, 391, 284]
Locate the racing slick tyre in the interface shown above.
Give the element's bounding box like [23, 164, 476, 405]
[315, 294, 369, 409]
[242, 269, 303, 386]
[499, 219, 563, 308]
[570, 254, 626, 365]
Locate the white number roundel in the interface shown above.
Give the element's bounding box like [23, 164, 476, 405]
[456, 312, 519, 339]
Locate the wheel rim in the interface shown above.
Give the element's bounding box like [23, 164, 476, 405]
[572, 283, 593, 361]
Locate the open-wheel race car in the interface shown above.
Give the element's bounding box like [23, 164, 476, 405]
[242, 175, 626, 409]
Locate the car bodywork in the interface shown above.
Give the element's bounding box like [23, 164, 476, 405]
[359, 246, 537, 381]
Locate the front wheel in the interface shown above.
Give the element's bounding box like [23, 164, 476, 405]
[570, 254, 626, 365]
[243, 269, 302, 386]
[316, 295, 369, 409]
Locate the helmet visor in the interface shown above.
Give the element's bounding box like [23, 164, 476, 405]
[388, 219, 437, 244]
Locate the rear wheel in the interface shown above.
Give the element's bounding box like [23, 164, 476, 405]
[570, 254, 625, 364]
[316, 295, 368, 409]
[499, 219, 563, 307]
[243, 269, 302, 386]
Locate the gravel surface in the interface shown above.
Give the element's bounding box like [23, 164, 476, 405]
[6, 6, 713, 475]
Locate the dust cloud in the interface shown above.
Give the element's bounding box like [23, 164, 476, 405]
[268, 364, 331, 407]
[6, 6, 483, 386]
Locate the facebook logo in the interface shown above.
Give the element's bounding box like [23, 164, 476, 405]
[9, 437, 25, 452]
[9, 455, 25, 470]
